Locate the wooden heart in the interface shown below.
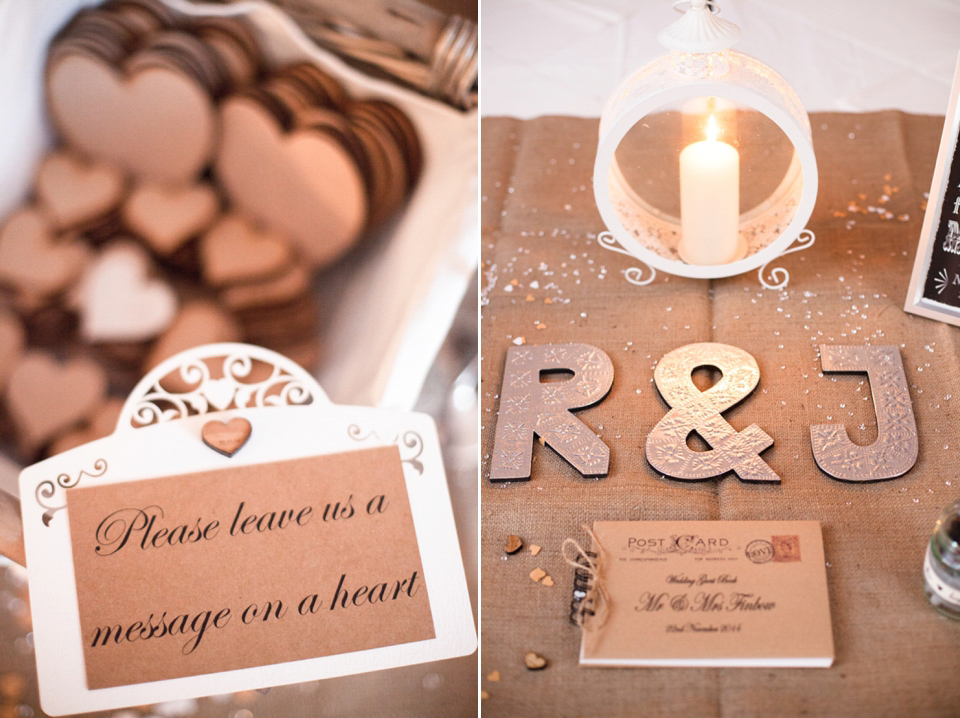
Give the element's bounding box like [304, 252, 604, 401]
[222, 263, 310, 310]
[0, 207, 89, 298]
[216, 96, 367, 268]
[524, 651, 548, 670]
[47, 54, 217, 184]
[200, 215, 293, 286]
[124, 182, 220, 255]
[35, 151, 125, 230]
[0, 308, 24, 393]
[6, 351, 108, 452]
[145, 300, 241, 375]
[49, 398, 124, 457]
[202, 417, 251, 457]
[75, 243, 178, 342]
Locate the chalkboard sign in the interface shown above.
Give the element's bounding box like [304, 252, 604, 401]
[906, 54, 960, 325]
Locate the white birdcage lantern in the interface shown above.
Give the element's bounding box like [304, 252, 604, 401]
[593, 0, 818, 288]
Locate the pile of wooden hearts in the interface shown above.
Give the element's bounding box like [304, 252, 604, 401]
[217, 75, 421, 267]
[0, 0, 422, 462]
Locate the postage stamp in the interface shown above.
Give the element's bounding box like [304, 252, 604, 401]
[772, 535, 801, 562]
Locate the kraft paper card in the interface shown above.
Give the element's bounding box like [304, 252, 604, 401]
[67, 447, 434, 689]
[579, 520, 834, 667]
[18, 343, 476, 716]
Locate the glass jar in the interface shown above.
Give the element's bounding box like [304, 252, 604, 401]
[924, 499, 960, 619]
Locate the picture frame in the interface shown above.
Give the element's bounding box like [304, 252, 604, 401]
[905, 52, 960, 324]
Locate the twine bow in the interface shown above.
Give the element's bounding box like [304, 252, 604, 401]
[562, 525, 610, 631]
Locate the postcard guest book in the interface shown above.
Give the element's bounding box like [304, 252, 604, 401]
[576, 521, 834, 667]
[19, 343, 476, 715]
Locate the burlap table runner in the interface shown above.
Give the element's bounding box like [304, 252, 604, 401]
[480, 111, 960, 717]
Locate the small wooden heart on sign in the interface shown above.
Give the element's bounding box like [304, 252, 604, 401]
[201, 417, 252, 457]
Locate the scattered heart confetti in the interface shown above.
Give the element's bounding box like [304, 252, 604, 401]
[524, 652, 548, 671]
[529, 568, 546, 582]
[505, 534, 523, 554]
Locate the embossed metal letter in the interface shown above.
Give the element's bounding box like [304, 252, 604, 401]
[646, 342, 780, 483]
[811, 345, 918, 482]
[490, 343, 613, 481]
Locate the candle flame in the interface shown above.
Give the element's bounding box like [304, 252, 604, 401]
[706, 114, 718, 142]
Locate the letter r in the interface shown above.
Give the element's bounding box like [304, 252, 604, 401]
[490, 343, 613, 481]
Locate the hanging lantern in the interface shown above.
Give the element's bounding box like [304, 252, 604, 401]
[593, 0, 818, 288]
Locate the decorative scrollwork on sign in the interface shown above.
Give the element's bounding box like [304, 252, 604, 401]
[597, 231, 657, 286]
[347, 425, 379, 442]
[36, 458, 108, 526]
[129, 350, 313, 427]
[347, 425, 425, 475]
[399, 432, 424, 475]
[758, 229, 816, 290]
[811, 345, 918, 482]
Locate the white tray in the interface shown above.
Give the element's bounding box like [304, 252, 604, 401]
[0, 0, 478, 418]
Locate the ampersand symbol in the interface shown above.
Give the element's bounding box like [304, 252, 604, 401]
[645, 343, 780, 483]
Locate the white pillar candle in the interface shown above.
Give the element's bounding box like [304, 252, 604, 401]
[679, 114, 740, 265]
